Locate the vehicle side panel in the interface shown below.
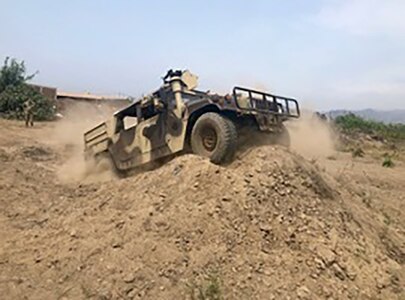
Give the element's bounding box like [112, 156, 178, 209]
[109, 110, 188, 170]
[84, 118, 118, 156]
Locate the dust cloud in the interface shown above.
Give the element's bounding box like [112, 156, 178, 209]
[286, 111, 336, 159]
[244, 84, 335, 159]
[46, 101, 335, 182]
[46, 101, 118, 183]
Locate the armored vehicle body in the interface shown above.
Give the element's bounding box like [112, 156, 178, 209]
[84, 70, 300, 172]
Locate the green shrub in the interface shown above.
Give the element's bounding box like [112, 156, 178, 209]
[0, 57, 36, 94]
[188, 274, 222, 300]
[0, 57, 55, 121]
[0, 84, 55, 120]
[352, 147, 365, 158]
[382, 155, 394, 168]
[335, 114, 405, 141]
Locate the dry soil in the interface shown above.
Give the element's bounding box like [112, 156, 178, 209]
[0, 115, 404, 300]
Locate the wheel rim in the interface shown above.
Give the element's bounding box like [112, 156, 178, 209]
[200, 126, 217, 152]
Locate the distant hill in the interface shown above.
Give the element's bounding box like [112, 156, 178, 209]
[327, 109, 405, 124]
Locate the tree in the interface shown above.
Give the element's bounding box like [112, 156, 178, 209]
[0, 57, 55, 120]
[0, 84, 55, 120]
[0, 57, 36, 94]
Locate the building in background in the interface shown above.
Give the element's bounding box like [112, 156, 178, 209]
[56, 91, 130, 113]
[29, 84, 57, 100]
[29, 83, 131, 114]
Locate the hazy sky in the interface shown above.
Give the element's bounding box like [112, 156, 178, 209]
[1, 0, 404, 110]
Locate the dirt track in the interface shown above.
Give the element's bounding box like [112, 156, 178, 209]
[0, 118, 404, 299]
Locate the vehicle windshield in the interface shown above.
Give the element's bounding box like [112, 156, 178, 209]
[114, 98, 161, 132]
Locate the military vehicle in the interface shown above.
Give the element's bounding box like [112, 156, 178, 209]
[84, 70, 300, 172]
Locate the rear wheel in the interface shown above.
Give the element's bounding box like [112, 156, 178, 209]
[191, 113, 237, 164]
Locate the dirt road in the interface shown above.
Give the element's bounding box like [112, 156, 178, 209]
[0, 118, 404, 299]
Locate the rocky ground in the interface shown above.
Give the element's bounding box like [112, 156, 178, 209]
[0, 118, 404, 300]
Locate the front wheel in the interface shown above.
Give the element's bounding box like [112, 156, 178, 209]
[190, 113, 237, 164]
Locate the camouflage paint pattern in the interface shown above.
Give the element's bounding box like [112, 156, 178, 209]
[84, 70, 300, 171]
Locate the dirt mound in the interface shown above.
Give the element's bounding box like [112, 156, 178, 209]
[0, 119, 404, 299]
[0, 148, 9, 162]
[20, 145, 55, 161]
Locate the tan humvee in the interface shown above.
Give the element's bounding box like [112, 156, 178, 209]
[84, 70, 300, 173]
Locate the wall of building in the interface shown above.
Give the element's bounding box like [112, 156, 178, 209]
[29, 84, 57, 100]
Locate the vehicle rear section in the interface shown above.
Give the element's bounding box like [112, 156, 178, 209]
[186, 88, 300, 163]
[232, 86, 300, 130]
[83, 121, 110, 159]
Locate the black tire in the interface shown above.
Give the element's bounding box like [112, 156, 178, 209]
[191, 113, 237, 164]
